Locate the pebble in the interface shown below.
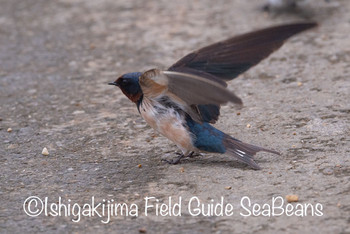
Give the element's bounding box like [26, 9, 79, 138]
[286, 195, 299, 202]
[7, 128, 12, 132]
[42, 147, 49, 156]
[7, 144, 17, 149]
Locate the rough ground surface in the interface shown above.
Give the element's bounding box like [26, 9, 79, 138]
[0, 0, 349, 233]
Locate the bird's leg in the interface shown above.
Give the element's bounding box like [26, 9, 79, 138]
[188, 151, 202, 158]
[162, 152, 194, 165]
[162, 154, 184, 164]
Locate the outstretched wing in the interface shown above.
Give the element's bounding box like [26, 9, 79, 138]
[167, 22, 317, 123]
[168, 22, 317, 80]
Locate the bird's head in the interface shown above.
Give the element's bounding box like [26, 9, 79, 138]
[109, 72, 143, 103]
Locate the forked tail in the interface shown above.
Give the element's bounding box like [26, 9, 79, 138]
[223, 137, 280, 169]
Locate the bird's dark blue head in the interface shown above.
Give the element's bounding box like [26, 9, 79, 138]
[109, 72, 143, 103]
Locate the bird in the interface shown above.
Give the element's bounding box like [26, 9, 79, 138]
[109, 22, 317, 169]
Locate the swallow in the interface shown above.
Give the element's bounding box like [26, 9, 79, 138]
[109, 22, 317, 169]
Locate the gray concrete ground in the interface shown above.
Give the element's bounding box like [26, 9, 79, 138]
[0, 0, 349, 233]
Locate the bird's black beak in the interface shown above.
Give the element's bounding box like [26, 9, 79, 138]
[108, 82, 119, 86]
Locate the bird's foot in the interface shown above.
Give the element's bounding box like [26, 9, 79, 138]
[162, 152, 195, 165]
[188, 151, 203, 158]
[162, 153, 185, 165]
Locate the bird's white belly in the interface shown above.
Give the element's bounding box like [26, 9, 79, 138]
[139, 100, 195, 154]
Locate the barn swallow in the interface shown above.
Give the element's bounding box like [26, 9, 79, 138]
[109, 22, 317, 169]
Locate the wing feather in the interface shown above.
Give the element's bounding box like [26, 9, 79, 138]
[162, 71, 242, 105]
[168, 22, 317, 80]
[140, 23, 317, 123]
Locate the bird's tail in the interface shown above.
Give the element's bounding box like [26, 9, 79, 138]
[223, 136, 280, 170]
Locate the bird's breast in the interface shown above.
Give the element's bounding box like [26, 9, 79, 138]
[139, 97, 195, 153]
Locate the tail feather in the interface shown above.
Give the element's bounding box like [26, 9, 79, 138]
[224, 137, 280, 170]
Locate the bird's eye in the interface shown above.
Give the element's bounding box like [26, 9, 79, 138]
[122, 79, 128, 84]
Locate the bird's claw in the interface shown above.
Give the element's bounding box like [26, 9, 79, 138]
[162, 152, 197, 165]
[161, 156, 183, 165]
[162, 152, 189, 165]
[187, 152, 197, 158]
